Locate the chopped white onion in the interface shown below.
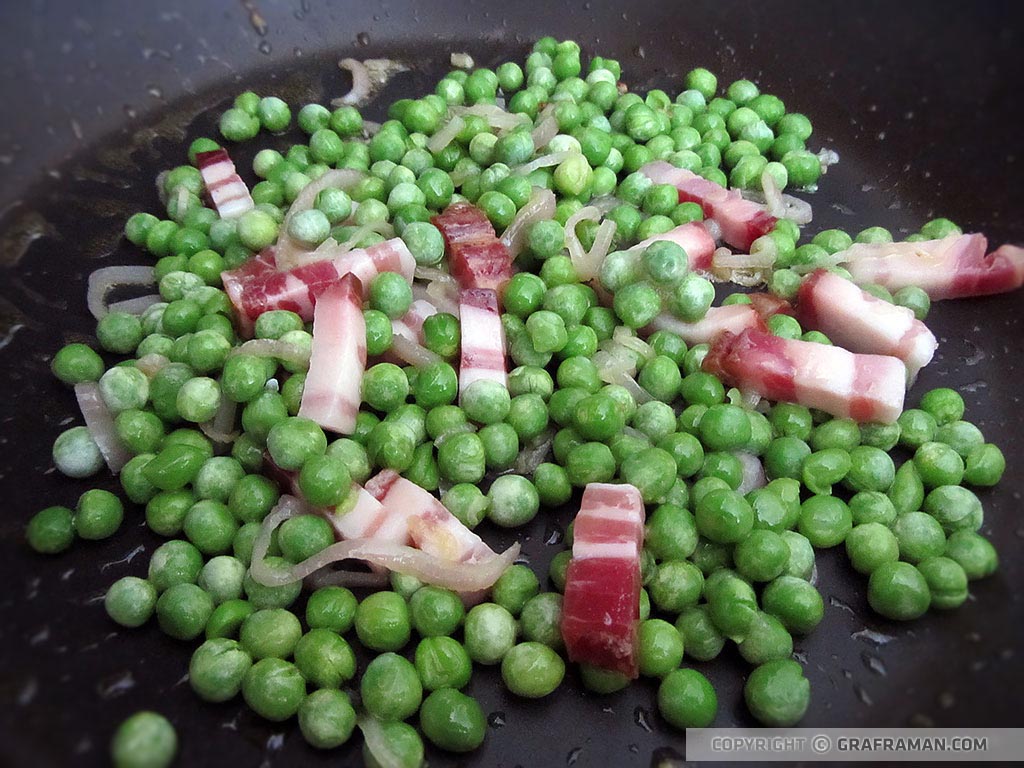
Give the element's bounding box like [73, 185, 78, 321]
[414, 265, 457, 285]
[75, 383, 132, 473]
[450, 51, 474, 69]
[87, 266, 156, 320]
[500, 187, 557, 260]
[584, 218, 617, 278]
[780, 194, 813, 225]
[761, 167, 787, 218]
[612, 325, 654, 361]
[451, 104, 529, 132]
[588, 195, 624, 214]
[413, 281, 458, 316]
[390, 333, 441, 367]
[336, 58, 370, 105]
[513, 150, 572, 176]
[427, 115, 466, 154]
[817, 147, 840, 173]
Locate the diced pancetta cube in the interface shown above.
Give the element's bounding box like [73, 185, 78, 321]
[703, 327, 907, 423]
[561, 483, 646, 679]
[797, 269, 937, 380]
[433, 203, 514, 292]
[458, 288, 508, 400]
[298, 274, 366, 434]
[196, 149, 255, 220]
[838, 234, 1024, 300]
[640, 161, 777, 251]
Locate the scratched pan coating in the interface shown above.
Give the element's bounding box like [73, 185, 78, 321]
[0, 1, 1022, 766]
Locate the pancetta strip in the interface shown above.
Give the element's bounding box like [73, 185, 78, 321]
[703, 327, 907, 423]
[641, 160, 777, 251]
[458, 288, 508, 399]
[797, 269, 937, 380]
[298, 274, 365, 434]
[196, 149, 254, 220]
[561, 483, 646, 679]
[838, 234, 1024, 300]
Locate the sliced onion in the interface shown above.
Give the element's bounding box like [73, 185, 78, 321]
[87, 266, 156, 320]
[414, 265, 457, 285]
[582, 218, 617, 279]
[427, 115, 466, 154]
[336, 58, 370, 105]
[450, 51, 474, 69]
[250, 503, 520, 591]
[276, 170, 366, 269]
[735, 451, 767, 495]
[390, 333, 441, 367]
[228, 339, 310, 368]
[359, 715, 405, 768]
[200, 397, 239, 446]
[362, 120, 382, 137]
[606, 368, 653, 404]
[530, 105, 559, 150]
[500, 187, 557, 260]
[564, 205, 601, 279]
[781, 194, 813, 225]
[713, 250, 776, 270]
[451, 104, 529, 131]
[136, 353, 170, 379]
[513, 150, 572, 176]
[514, 430, 554, 475]
[612, 325, 654, 361]
[75, 383, 132, 473]
[588, 195, 624, 214]
[761, 167, 787, 218]
[106, 293, 162, 316]
[413, 282, 458, 316]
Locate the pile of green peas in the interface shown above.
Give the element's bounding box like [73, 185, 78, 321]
[25, 34, 1007, 768]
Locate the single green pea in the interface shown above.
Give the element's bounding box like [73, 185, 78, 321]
[867, 561, 931, 620]
[110, 711, 178, 768]
[744, 659, 810, 727]
[658, 668, 717, 729]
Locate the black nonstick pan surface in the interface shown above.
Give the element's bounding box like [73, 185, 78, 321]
[1, 1, 1022, 766]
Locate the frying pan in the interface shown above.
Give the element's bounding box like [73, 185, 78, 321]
[1, 1, 1022, 765]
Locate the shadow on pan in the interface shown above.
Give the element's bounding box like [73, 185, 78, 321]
[0, 1, 1022, 766]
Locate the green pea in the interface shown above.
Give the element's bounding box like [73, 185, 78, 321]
[658, 668, 717, 729]
[867, 561, 931, 620]
[110, 711, 178, 768]
[761, 575, 823, 634]
[892, 511, 947, 563]
[501, 641, 565, 698]
[744, 659, 810, 726]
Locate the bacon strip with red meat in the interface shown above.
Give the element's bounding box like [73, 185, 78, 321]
[297, 274, 365, 434]
[561, 483, 646, 679]
[797, 269, 937, 380]
[838, 234, 1024, 300]
[458, 288, 508, 399]
[704, 327, 906, 423]
[222, 237, 415, 335]
[327, 483, 413, 545]
[632, 221, 717, 272]
[195, 149, 254, 220]
[640, 160, 777, 251]
[432, 203, 514, 292]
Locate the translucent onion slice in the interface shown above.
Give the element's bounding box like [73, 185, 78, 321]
[275, 170, 366, 270]
[450, 52, 474, 69]
[703, 218, 723, 243]
[336, 58, 370, 105]
[513, 150, 572, 176]
[500, 187, 556, 260]
[135, 353, 170, 379]
[389, 333, 441, 367]
[735, 451, 767, 495]
[227, 339, 310, 368]
[106, 293, 163, 316]
[87, 266, 156, 320]
[427, 115, 466, 154]
[75, 383, 132, 473]
[200, 397, 239, 446]
[413, 282, 458, 316]
[530, 105, 559, 150]
[564, 205, 601, 278]
[513, 430, 554, 475]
